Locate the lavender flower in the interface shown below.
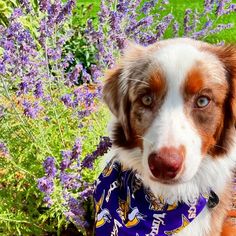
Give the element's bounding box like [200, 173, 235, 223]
[0, 62, 6, 74]
[18, 0, 32, 13]
[184, 9, 192, 36]
[141, 0, 158, 14]
[204, 0, 214, 14]
[71, 138, 82, 160]
[11, 8, 23, 19]
[0, 142, 8, 156]
[37, 177, 54, 194]
[60, 172, 81, 189]
[60, 150, 72, 171]
[61, 94, 74, 108]
[67, 64, 83, 86]
[68, 197, 84, 215]
[43, 196, 54, 207]
[172, 21, 179, 37]
[216, 0, 225, 16]
[81, 136, 112, 169]
[225, 4, 236, 14]
[43, 157, 57, 178]
[109, 11, 122, 30]
[208, 23, 234, 35]
[34, 81, 44, 98]
[82, 69, 91, 83]
[90, 65, 102, 81]
[55, 0, 75, 24]
[80, 187, 94, 200]
[22, 100, 42, 119]
[156, 14, 174, 39]
[39, 0, 50, 12]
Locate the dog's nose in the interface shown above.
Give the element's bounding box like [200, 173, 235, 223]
[148, 147, 184, 180]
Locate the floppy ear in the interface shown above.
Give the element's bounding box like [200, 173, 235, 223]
[216, 45, 236, 126]
[103, 66, 131, 141]
[206, 44, 236, 126]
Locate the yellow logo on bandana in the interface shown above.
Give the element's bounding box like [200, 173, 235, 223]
[95, 191, 112, 228]
[117, 187, 146, 228]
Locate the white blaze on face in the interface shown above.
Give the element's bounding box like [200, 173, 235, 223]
[143, 44, 204, 182]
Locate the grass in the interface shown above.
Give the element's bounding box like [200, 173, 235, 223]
[79, 0, 236, 43]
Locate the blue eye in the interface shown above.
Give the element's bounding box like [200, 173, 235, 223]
[196, 96, 211, 108]
[142, 95, 153, 106]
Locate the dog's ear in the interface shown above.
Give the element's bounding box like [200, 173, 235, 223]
[103, 66, 131, 141]
[103, 42, 147, 142]
[216, 45, 236, 125]
[206, 44, 236, 126]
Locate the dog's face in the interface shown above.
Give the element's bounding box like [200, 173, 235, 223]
[103, 38, 236, 186]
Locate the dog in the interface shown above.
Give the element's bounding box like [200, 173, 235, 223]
[94, 38, 236, 236]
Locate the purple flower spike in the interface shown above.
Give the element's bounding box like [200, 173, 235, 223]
[81, 136, 112, 169]
[34, 81, 44, 98]
[216, 1, 225, 16]
[72, 138, 82, 160]
[60, 172, 81, 190]
[61, 94, 74, 108]
[184, 9, 192, 36]
[37, 176, 54, 194]
[0, 142, 8, 156]
[68, 197, 84, 215]
[43, 195, 53, 207]
[60, 150, 72, 171]
[39, 0, 50, 12]
[22, 100, 42, 119]
[43, 157, 57, 178]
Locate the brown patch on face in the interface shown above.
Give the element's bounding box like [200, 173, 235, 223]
[183, 62, 229, 157]
[185, 67, 204, 95]
[198, 130, 216, 155]
[199, 44, 236, 156]
[149, 70, 166, 93]
[129, 70, 167, 146]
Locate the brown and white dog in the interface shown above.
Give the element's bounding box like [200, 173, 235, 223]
[102, 38, 236, 236]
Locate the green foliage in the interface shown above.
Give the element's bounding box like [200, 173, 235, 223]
[63, 3, 98, 72]
[0, 0, 17, 25]
[166, 0, 236, 43]
[0, 91, 110, 235]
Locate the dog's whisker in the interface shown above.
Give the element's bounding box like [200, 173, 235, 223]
[128, 78, 149, 86]
[136, 135, 153, 145]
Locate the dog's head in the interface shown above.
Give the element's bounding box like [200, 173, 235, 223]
[103, 38, 236, 186]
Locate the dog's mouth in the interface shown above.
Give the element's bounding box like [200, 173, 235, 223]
[149, 173, 183, 185]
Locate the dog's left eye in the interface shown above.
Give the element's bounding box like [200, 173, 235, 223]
[196, 96, 211, 108]
[141, 95, 153, 106]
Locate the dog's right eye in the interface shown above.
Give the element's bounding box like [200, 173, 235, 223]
[141, 95, 153, 106]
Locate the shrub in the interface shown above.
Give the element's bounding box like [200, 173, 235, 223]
[0, 0, 110, 235]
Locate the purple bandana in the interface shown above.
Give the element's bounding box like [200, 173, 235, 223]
[94, 161, 209, 236]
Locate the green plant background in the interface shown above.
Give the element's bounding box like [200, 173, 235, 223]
[79, 0, 236, 43]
